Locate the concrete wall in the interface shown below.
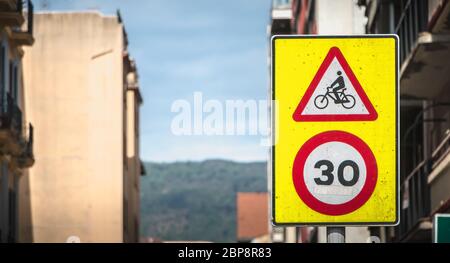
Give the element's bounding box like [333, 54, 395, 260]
[20, 12, 125, 242]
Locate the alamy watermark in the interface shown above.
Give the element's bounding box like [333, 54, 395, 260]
[170, 92, 277, 146]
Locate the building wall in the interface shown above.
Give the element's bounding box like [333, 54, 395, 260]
[20, 12, 126, 242]
[237, 192, 269, 242]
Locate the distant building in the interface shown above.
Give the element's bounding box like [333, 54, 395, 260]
[18, 11, 144, 242]
[0, 0, 35, 243]
[237, 192, 269, 242]
[359, 0, 450, 243]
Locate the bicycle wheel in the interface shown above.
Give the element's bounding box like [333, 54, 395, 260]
[314, 95, 328, 109]
[342, 95, 356, 109]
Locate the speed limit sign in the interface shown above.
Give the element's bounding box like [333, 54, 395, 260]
[293, 131, 377, 216]
[272, 35, 399, 225]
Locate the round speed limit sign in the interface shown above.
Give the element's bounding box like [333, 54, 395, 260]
[292, 131, 377, 216]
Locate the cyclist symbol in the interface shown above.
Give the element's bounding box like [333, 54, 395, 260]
[314, 71, 356, 110]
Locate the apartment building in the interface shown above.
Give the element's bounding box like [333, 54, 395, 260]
[359, 0, 450, 243]
[268, 0, 371, 243]
[19, 11, 143, 242]
[0, 0, 35, 243]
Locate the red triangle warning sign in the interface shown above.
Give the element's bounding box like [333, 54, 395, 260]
[293, 47, 377, 122]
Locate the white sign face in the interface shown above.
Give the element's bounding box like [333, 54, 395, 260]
[303, 141, 367, 205]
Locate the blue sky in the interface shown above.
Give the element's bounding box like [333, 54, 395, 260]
[36, 0, 272, 162]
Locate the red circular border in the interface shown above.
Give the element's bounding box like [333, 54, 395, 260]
[292, 131, 378, 216]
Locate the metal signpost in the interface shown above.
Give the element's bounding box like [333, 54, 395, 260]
[271, 36, 399, 243]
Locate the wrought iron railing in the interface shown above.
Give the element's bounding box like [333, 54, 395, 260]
[396, 159, 431, 241]
[394, 0, 428, 65]
[396, 131, 450, 241]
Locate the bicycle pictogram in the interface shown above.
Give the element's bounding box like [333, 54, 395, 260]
[313, 71, 356, 110]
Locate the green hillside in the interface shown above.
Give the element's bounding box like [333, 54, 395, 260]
[140, 160, 267, 242]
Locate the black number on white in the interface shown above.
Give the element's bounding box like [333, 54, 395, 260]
[314, 160, 334, 185]
[313, 160, 359, 187]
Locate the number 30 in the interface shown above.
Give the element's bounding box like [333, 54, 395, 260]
[314, 160, 359, 186]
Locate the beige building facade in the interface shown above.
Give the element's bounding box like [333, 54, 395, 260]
[0, 0, 35, 243]
[19, 11, 143, 243]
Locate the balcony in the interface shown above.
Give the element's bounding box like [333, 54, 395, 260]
[396, 159, 432, 242]
[0, 0, 24, 26]
[0, 93, 23, 155]
[9, 0, 34, 46]
[396, 132, 450, 242]
[397, 0, 450, 99]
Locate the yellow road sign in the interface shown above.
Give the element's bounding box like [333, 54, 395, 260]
[272, 35, 399, 225]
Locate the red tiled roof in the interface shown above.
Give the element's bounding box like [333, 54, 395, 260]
[237, 192, 269, 241]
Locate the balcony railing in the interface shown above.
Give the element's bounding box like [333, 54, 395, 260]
[396, 131, 450, 241]
[396, 158, 431, 241]
[394, 0, 428, 65]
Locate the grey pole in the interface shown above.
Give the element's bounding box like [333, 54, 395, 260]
[327, 227, 345, 243]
